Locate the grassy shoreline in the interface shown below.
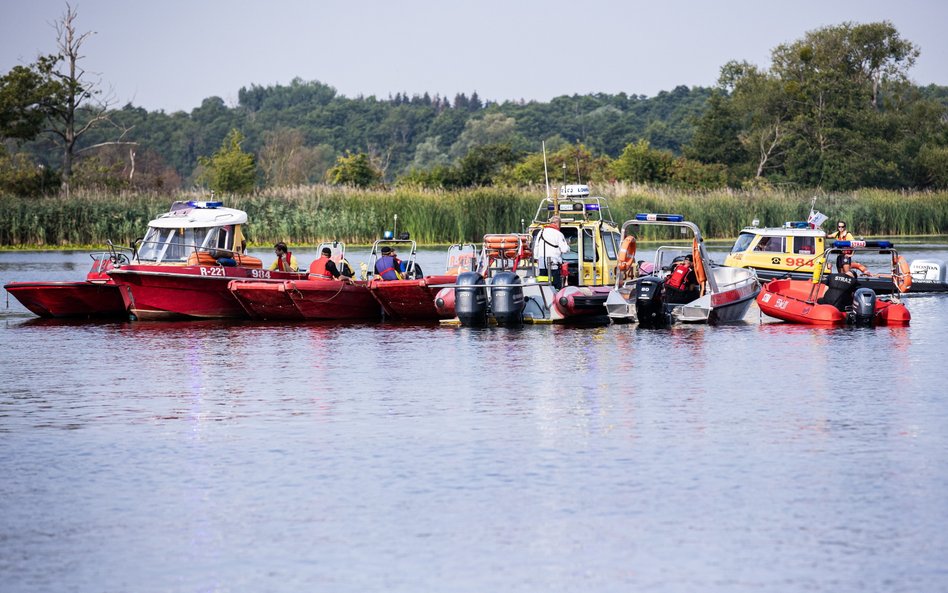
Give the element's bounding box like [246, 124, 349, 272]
[2, 184, 946, 249]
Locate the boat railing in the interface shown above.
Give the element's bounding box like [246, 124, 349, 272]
[714, 274, 755, 292]
[477, 234, 533, 279]
[532, 195, 614, 225]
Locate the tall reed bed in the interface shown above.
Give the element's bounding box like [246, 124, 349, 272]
[1, 185, 946, 248]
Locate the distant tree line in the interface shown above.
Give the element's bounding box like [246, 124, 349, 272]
[1, 11, 947, 197]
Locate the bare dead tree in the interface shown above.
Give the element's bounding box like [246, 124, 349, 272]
[47, 3, 114, 192]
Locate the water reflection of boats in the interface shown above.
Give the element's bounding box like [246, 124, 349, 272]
[228, 242, 380, 321]
[108, 200, 305, 320]
[367, 238, 477, 321]
[436, 184, 620, 326]
[604, 214, 760, 327]
[757, 241, 911, 326]
[4, 245, 132, 318]
[724, 220, 948, 294]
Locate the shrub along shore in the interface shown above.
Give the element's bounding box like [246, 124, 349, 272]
[1, 184, 946, 249]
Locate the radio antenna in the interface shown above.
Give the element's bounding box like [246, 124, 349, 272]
[542, 141, 551, 199]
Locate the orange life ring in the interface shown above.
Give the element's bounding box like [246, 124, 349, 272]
[893, 255, 912, 293]
[617, 235, 636, 271]
[485, 234, 531, 259]
[484, 235, 520, 251]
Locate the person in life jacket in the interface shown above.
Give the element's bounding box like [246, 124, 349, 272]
[269, 241, 299, 272]
[374, 246, 403, 281]
[309, 247, 344, 280]
[828, 220, 854, 241]
[664, 255, 700, 303]
[532, 216, 570, 289]
[828, 220, 856, 256]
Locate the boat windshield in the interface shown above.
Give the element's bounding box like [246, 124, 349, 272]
[137, 226, 222, 263]
[730, 232, 756, 253]
[602, 230, 620, 260]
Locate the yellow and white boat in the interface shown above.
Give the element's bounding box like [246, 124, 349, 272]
[723, 220, 948, 294]
[723, 220, 828, 282]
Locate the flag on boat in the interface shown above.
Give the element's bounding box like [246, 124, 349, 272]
[807, 209, 828, 229]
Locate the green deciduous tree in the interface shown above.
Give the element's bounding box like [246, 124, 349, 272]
[326, 152, 382, 187]
[611, 140, 674, 184]
[197, 129, 257, 193]
[0, 57, 62, 144]
[685, 21, 943, 190]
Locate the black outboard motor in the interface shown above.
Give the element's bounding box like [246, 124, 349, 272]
[455, 271, 488, 327]
[635, 275, 671, 328]
[490, 271, 524, 326]
[849, 287, 877, 326]
[817, 273, 858, 312]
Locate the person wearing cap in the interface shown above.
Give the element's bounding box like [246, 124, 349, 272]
[374, 246, 403, 281]
[532, 215, 570, 289]
[269, 241, 299, 272]
[309, 247, 345, 280]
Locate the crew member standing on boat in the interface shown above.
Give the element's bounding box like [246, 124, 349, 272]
[269, 242, 299, 272]
[532, 216, 570, 289]
[375, 246, 403, 281]
[309, 247, 344, 280]
[828, 221, 854, 241]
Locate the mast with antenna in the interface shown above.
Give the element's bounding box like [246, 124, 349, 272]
[542, 141, 551, 200]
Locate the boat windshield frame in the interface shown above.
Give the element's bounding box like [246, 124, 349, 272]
[616, 217, 718, 292]
[445, 243, 478, 274]
[531, 195, 614, 226]
[134, 225, 231, 264]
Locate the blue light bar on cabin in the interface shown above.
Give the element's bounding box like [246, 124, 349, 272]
[585, 204, 600, 211]
[635, 213, 684, 222]
[187, 200, 223, 209]
[833, 240, 893, 249]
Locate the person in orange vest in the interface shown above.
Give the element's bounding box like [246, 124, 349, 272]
[664, 255, 699, 303]
[309, 247, 344, 280]
[269, 242, 299, 272]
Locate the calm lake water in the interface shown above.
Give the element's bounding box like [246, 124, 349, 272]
[2, 244, 948, 593]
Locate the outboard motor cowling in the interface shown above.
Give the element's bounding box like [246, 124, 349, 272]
[455, 272, 488, 327]
[635, 275, 670, 328]
[850, 287, 877, 326]
[490, 271, 524, 326]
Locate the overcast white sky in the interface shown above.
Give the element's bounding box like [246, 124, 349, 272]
[2, 0, 945, 113]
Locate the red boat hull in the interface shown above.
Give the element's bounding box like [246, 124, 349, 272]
[229, 278, 381, 321]
[368, 275, 457, 320]
[109, 265, 305, 320]
[757, 278, 910, 326]
[4, 281, 127, 318]
[551, 285, 612, 320]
